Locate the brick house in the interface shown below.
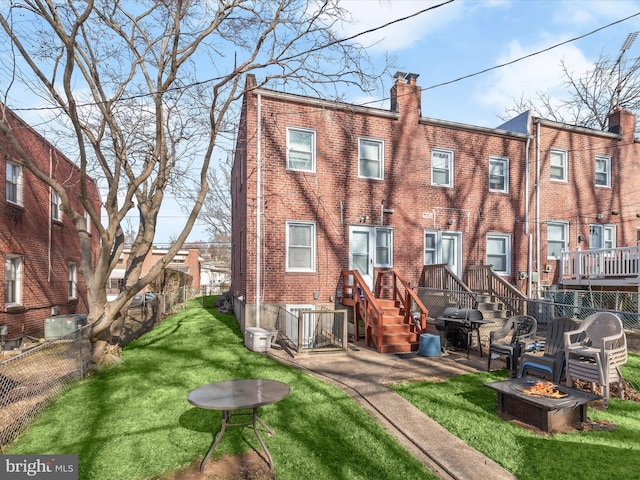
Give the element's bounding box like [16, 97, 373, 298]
[1, 105, 101, 342]
[231, 72, 640, 331]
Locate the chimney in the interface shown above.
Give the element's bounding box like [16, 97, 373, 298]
[389, 71, 421, 118]
[607, 107, 636, 138]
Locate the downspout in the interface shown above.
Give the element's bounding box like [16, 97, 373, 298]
[48, 148, 53, 282]
[256, 93, 262, 328]
[525, 135, 532, 296]
[535, 120, 541, 298]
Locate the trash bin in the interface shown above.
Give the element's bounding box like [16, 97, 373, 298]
[418, 333, 441, 357]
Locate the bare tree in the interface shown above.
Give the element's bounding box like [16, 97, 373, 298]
[502, 54, 640, 132]
[0, 0, 383, 366]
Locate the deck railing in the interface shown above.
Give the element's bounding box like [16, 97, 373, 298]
[560, 245, 640, 280]
[466, 265, 527, 315]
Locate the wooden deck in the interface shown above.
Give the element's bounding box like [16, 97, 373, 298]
[560, 245, 640, 288]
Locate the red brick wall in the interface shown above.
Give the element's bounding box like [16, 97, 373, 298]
[0, 107, 101, 340]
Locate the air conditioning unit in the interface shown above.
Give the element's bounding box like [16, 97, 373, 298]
[44, 314, 87, 340]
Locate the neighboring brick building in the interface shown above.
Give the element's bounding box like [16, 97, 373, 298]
[1, 105, 101, 341]
[231, 72, 640, 330]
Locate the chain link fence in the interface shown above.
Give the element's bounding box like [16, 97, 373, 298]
[0, 328, 89, 450]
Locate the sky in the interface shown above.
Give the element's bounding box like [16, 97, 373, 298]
[5, 0, 640, 244]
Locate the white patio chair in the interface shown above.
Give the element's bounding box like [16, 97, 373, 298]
[564, 312, 628, 408]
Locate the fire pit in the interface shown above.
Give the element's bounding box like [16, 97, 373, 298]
[484, 377, 600, 433]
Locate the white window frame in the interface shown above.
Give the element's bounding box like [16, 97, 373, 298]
[83, 209, 91, 234]
[51, 189, 62, 221]
[550, 148, 567, 182]
[589, 224, 616, 250]
[5, 255, 23, 306]
[489, 156, 509, 193]
[486, 234, 511, 275]
[286, 221, 316, 272]
[431, 148, 453, 187]
[358, 137, 384, 179]
[595, 154, 611, 188]
[68, 262, 78, 299]
[6, 161, 22, 205]
[424, 231, 438, 265]
[375, 227, 393, 268]
[287, 127, 316, 172]
[547, 221, 569, 259]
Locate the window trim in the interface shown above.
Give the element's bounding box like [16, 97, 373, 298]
[374, 227, 393, 268]
[358, 137, 384, 180]
[550, 148, 568, 182]
[589, 224, 616, 250]
[595, 154, 611, 188]
[431, 148, 454, 187]
[486, 233, 511, 275]
[68, 262, 78, 300]
[547, 221, 569, 259]
[6, 161, 23, 206]
[51, 189, 62, 221]
[286, 221, 316, 272]
[489, 156, 509, 193]
[286, 126, 316, 172]
[5, 254, 23, 306]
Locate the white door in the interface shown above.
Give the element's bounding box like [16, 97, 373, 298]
[425, 230, 462, 277]
[349, 226, 374, 290]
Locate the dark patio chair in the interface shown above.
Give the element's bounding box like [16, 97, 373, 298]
[487, 315, 537, 377]
[518, 317, 579, 383]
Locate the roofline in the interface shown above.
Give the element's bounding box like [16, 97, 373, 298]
[533, 117, 623, 140]
[253, 87, 399, 119]
[419, 116, 530, 139]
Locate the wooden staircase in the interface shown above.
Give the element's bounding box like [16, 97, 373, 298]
[372, 298, 421, 353]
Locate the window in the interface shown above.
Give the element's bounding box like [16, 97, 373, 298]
[6, 161, 22, 205]
[375, 228, 393, 267]
[590, 224, 615, 249]
[431, 148, 453, 187]
[51, 189, 62, 221]
[547, 221, 568, 259]
[83, 210, 91, 234]
[424, 231, 437, 264]
[5, 255, 22, 305]
[68, 263, 77, 299]
[486, 234, 511, 274]
[287, 127, 315, 172]
[550, 148, 567, 181]
[595, 155, 611, 187]
[359, 138, 384, 179]
[286, 221, 315, 272]
[489, 156, 509, 192]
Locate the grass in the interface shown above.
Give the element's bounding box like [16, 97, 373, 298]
[5, 300, 435, 480]
[392, 354, 640, 480]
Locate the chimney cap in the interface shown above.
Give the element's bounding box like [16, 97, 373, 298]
[394, 71, 408, 79]
[405, 73, 420, 81]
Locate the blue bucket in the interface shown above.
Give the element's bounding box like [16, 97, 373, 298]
[418, 333, 441, 357]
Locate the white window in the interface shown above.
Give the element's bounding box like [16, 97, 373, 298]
[431, 148, 453, 187]
[287, 127, 315, 172]
[5, 255, 22, 305]
[286, 221, 316, 272]
[489, 156, 509, 193]
[424, 231, 437, 264]
[359, 138, 384, 179]
[6, 161, 22, 205]
[595, 155, 611, 187]
[550, 148, 567, 182]
[375, 228, 393, 267]
[547, 221, 568, 259]
[51, 189, 62, 221]
[68, 263, 77, 299]
[83, 209, 91, 234]
[486, 234, 511, 274]
[590, 224, 616, 249]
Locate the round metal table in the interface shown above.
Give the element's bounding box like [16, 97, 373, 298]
[187, 379, 290, 472]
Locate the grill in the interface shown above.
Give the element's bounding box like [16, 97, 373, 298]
[435, 307, 485, 356]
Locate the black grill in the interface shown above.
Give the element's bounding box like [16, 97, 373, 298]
[435, 307, 483, 330]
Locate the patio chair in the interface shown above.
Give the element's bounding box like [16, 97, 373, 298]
[519, 317, 579, 383]
[487, 315, 537, 377]
[564, 312, 627, 407]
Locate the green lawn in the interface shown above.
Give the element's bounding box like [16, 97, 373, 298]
[392, 354, 640, 480]
[5, 300, 435, 480]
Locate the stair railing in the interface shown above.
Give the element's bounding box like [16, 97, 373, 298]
[341, 270, 384, 349]
[466, 265, 526, 315]
[376, 269, 428, 332]
[421, 264, 476, 309]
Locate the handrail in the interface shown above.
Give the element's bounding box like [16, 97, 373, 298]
[421, 264, 476, 309]
[341, 269, 384, 348]
[466, 265, 526, 315]
[376, 268, 428, 331]
[560, 245, 640, 280]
